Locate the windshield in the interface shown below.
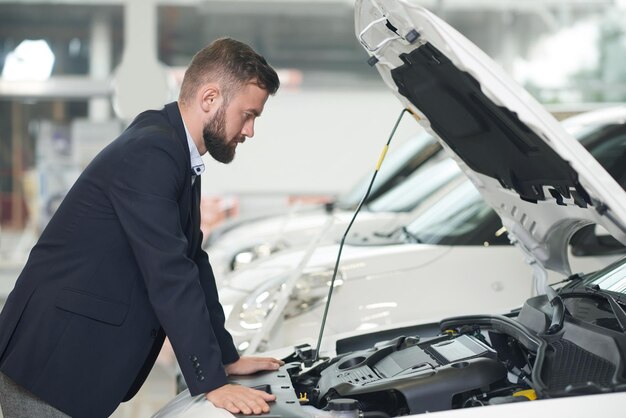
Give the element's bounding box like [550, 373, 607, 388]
[401, 180, 506, 246]
[368, 158, 462, 213]
[577, 124, 626, 187]
[582, 257, 626, 295]
[563, 123, 608, 142]
[335, 132, 441, 210]
[558, 257, 626, 333]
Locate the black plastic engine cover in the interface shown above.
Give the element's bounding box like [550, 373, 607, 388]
[318, 335, 507, 413]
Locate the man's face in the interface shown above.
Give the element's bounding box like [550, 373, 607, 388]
[203, 83, 269, 164]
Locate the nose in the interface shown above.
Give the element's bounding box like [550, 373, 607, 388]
[242, 119, 255, 138]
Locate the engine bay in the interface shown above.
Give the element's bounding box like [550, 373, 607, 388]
[228, 291, 626, 417]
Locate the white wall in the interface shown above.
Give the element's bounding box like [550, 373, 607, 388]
[201, 88, 423, 197]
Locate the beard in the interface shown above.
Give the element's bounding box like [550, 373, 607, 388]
[203, 105, 237, 164]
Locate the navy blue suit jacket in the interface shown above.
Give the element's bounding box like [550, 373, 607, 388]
[0, 102, 239, 418]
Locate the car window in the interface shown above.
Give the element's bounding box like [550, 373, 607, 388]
[583, 257, 626, 295]
[570, 224, 626, 257]
[368, 158, 462, 213]
[583, 125, 626, 188]
[569, 124, 626, 256]
[564, 123, 610, 143]
[402, 180, 508, 246]
[335, 133, 441, 210]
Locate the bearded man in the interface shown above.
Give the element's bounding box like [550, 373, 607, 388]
[0, 38, 282, 418]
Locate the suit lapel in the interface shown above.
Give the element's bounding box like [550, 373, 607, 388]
[189, 176, 202, 258]
[163, 102, 197, 255]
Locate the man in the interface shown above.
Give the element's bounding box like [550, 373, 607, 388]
[0, 38, 282, 417]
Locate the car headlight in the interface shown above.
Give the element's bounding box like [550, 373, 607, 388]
[231, 242, 288, 271]
[285, 268, 344, 319]
[237, 268, 344, 331]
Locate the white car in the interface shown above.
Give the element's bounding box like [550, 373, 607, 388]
[217, 106, 626, 354]
[156, 1, 626, 416]
[207, 110, 626, 285]
[207, 132, 449, 282]
[205, 130, 442, 243]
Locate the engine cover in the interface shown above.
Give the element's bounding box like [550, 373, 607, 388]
[317, 334, 507, 413]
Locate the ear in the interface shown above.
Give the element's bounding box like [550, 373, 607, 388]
[199, 84, 221, 112]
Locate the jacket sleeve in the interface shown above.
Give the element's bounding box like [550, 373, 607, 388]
[106, 130, 228, 396]
[196, 238, 239, 364]
[194, 234, 240, 365]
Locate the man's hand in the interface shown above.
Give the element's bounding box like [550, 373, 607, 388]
[206, 384, 276, 415]
[206, 357, 284, 414]
[225, 356, 285, 376]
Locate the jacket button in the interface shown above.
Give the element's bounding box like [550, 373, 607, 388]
[189, 355, 198, 362]
[198, 375, 205, 382]
[193, 361, 200, 368]
[195, 369, 203, 375]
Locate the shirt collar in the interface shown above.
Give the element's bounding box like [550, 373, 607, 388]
[182, 120, 205, 177]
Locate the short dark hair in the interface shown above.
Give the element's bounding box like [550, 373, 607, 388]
[179, 37, 279, 104]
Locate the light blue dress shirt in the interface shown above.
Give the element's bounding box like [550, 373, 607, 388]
[182, 121, 205, 184]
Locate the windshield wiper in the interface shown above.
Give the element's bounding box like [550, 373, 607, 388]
[401, 226, 422, 243]
[549, 272, 584, 288]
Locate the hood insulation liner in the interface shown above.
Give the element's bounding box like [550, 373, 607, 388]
[391, 42, 591, 208]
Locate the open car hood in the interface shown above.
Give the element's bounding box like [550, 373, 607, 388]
[356, 0, 626, 277]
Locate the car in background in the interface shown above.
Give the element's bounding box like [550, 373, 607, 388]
[217, 105, 626, 353]
[205, 131, 443, 247]
[158, 1, 626, 416]
[207, 132, 455, 283]
[206, 107, 626, 284]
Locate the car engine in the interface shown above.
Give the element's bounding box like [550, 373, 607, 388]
[228, 292, 626, 417]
